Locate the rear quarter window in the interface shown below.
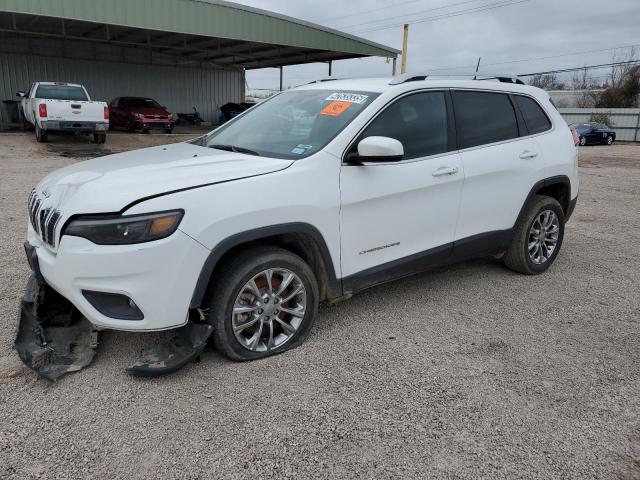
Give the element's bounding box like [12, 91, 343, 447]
[452, 91, 519, 149]
[514, 95, 552, 135]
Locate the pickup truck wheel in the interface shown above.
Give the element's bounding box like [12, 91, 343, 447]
[92, 133, 106, 144]
[35, 124, 48, 143]
[209, 246, 319, 361]
[607, 136, 614, 145]
[503, 195, 565, 275]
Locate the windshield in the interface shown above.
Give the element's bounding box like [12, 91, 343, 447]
[205, 89, 379, 159]
[125, 98, 162, 109]
[35, 85, 88, 101]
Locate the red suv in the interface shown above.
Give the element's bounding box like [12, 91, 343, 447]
[109, 97, 174, 133]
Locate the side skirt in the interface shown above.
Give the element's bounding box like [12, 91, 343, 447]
[342, 230, 512, 295]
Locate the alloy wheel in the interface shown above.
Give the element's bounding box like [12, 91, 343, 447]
[528, 210, 560, 265]
[232, 268, 307, 352]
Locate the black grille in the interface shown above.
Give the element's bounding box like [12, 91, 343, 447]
[27, 189, 62, 247]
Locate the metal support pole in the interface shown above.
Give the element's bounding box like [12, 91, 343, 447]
[392, 57, 397, 76]
[400, 24, 409, 74]
[328, 60, 332, 76]
[279, 65, 283, 92]
[635, 111, 640, 142]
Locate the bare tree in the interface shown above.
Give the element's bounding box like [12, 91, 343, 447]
[609, 46, 638, 88]
[571, 66, 594, 90]
[529, 73, 565, 90]
[568, 67, 598, 107]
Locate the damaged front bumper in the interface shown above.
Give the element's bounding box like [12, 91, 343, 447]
[15, 274, 99, 381]
[15, 243, 213, 380]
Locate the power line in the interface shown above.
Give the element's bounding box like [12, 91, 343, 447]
[332, 0, 489, 30]
[350, 0, 530, 34]
[426, 43, 640, 72]
[318, 0, 432, 24]
[518, 60, 640, 77]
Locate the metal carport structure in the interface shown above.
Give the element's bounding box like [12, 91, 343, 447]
[0, 0, 399, 128]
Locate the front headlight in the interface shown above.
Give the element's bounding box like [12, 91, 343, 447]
[64, 210, 184, 245]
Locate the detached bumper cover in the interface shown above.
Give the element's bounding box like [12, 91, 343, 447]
[127, 322, 213, 377]
[14, 275, 98, 381]
[15, 275, 214, 380]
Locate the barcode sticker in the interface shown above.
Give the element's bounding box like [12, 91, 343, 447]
[325, 93, 369, 104]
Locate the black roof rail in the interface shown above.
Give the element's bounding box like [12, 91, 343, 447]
[389, 72, 525, 85]
[307, 76, 342, 84]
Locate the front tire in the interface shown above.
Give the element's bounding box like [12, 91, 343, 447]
[579, 136, 586, 146]
[503, 195, 565, 275]
[607, 136, 614, 145]
[35, 123, 48, 143]
[208, 246, 319, 361]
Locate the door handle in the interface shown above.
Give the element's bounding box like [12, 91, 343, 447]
[519, 150, 538, 160]
[432, 166, 459, 177]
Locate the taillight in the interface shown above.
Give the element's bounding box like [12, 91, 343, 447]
[572, 129, 579, 146]
[38, 103, 47, 118]
[104, 106, 109, 120]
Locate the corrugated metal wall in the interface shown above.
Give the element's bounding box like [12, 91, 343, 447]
[559, 108, 640, 142]
[0, 51, 244, 128]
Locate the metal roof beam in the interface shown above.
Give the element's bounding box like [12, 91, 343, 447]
[0, 0, 399, 58]
[242, 51, 362, 69]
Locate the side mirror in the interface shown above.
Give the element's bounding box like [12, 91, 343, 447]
[348, 136, 404, 163]
[16, 91, 25, 98]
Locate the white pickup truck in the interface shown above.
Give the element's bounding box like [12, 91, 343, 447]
[18, 82, 109, 144]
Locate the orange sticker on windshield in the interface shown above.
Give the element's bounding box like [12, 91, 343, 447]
[320, 101, 352, 117]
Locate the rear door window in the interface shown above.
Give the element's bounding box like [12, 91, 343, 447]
[514, 95, 552, 135]
[452, 91, 519, 149]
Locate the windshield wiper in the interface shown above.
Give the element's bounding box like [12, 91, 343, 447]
[209, 144, 260, 156]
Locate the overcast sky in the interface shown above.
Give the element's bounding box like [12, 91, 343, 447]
[239, 0, 640, 92]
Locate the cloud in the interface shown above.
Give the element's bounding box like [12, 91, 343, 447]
[242, 0, 640, 90]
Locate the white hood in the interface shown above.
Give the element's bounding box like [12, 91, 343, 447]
[35, 142, 293, 215]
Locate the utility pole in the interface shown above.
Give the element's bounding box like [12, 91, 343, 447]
[400, 24, 409, 74]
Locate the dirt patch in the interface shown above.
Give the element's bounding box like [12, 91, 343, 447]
[579, 144, 640, 169]
[46, 144, 113, 158]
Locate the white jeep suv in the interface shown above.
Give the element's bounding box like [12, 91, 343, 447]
[17, 73, 578, 378]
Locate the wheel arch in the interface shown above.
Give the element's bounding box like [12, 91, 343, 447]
[517, 175, 572, 223]
[190, 223, 341, 309]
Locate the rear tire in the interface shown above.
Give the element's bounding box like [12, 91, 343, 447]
[503, 195, 565, 275]
[208, 246, 319, 362]
[35, 123, 48, 143]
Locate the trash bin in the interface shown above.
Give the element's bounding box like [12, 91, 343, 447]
[2, 100, 21, 124]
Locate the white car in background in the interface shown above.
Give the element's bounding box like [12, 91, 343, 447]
[16, 73, 578, 379]
[18, 82, 109, 144]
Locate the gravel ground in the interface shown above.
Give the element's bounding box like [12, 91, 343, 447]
[0, 132, 639, 479]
